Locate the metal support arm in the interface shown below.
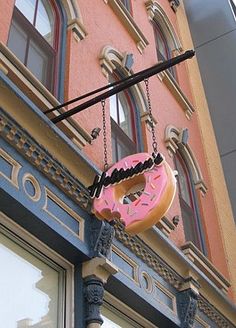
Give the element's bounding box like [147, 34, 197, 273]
[51, 50, 195, 124]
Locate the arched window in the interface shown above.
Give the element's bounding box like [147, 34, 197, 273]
[7, 0, 61, 94]
[153, 22, 175, 77]
[109, 73, 137, 163]
[175, 153, 206, 253]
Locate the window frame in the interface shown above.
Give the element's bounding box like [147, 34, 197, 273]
[175, 153, 207, 254]
[8, 0, 62, 95]
[102, 292, 158, 328]
[153, 22, 176, 78]
[0, 211, 73, 328]
[110, 72, 138, 163]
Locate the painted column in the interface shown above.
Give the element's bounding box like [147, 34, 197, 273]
[83, 257, 118, 328]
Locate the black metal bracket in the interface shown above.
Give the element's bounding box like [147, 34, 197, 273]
[48, 50, 195, 124]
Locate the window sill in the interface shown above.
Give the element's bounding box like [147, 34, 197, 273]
[104, 0, 149, 53]
[0, 42, 91, 149]
[181, 242, 230, 294]
[158, 69, 195, 119]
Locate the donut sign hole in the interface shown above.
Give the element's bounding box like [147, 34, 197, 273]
[113, 174, 146, 205]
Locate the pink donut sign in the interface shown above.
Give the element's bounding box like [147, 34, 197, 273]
[88, 153, 176, 235]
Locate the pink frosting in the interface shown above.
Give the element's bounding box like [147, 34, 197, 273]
[93, 153, 169, 227]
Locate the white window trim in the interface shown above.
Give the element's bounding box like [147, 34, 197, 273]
[0, 211, 74, 328]
[165, 125, 207, 196]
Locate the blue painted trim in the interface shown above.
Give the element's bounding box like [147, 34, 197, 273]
[0, 188, 90, 263]
[106, 275, 180, 327]
[151, 226, 236, 312]
[74, 264, 86, 328]
[0, 71, 100, 176]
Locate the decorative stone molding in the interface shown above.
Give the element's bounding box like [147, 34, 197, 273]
[61, 0, 87, 41]
[168, 0, 180, 13]
[0, 109, 91, 210]
[156, 216, 175, 237]
[114, 222, 183, 288]
[100, 46, 147, 114]
[181, 242, 231, 294]
[165, 125, 207, 196]
[82, 257, 118, 284]
[67, 18, 87, 41]
[158, 70, 195, 119]
[84, 276, 104, 326]
[61, 0, 82, 22]
[91, 220, 115, 259]
[145, 1, 194, 118]
[104, 0, 149, 53]
[198, 295, 235, 328]
[0, 43, 92, 149]
[145, 0, 182, 52]
[114, 223, 235, 327]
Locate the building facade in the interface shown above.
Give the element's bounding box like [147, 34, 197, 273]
[0, 1, 235, 327]
[184, 0, 236, 224]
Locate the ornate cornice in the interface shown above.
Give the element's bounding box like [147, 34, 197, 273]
[198, 295, 235, 328]
[114, 223, 183, 288]
[0, 108, 91, 210]
[114, 223, 235, 327]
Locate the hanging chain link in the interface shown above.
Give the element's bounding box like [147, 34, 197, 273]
[101, 99, 109, 171]
[144, 79, 158, 154]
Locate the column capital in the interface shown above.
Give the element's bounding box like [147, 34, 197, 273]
[82, 257, 118, 284]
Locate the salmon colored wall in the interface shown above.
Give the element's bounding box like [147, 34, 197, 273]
[0, 0, 14, 43]
[69, 1, 231, 286]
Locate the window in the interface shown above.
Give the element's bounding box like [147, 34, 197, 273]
[8, 0, 61, 94]
[153, 22, 175, 77]
[101, 303, 144, 328]
[175, 153, 205, 252]
[109, 74, 137, 163]
[0, 211, 73, 328]
[102, 306, 137, 328]
[0, 227, 66, 327]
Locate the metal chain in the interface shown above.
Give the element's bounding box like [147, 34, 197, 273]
[144, 79, 158, 154]
[101, 99, 109, 171]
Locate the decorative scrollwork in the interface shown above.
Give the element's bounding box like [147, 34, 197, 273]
[177, 288, 199, 328]
[114, 222, 183, 288]
[91, 219, 115, 259]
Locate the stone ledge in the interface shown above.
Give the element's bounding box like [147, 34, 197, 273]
[0, 42, 91, 149]
[158, 70, 195, 119]
[181, 242, 231, 294]
[156, 216, 175, 237]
